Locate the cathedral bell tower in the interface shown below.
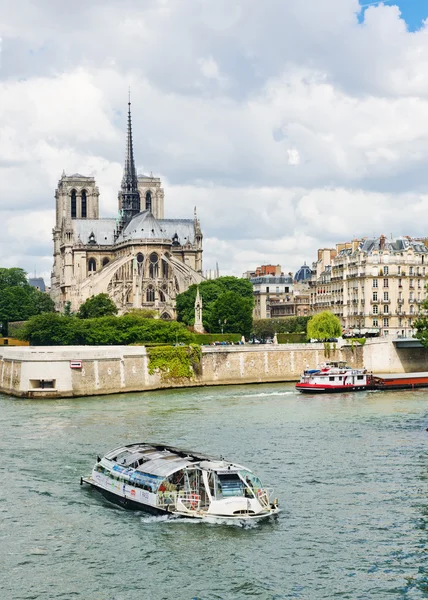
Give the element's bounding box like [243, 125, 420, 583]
[117, 96, 140, 234]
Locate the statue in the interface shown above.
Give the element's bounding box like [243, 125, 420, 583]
[194, 286, 204, 333]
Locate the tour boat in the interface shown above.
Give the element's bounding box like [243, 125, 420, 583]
[295, 361, 374, 393]
[81, 442, 280, 522]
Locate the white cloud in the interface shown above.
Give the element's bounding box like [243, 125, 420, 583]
[1, 0, 428, 280]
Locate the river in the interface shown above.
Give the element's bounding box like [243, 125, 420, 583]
[1, 383, 428, 599]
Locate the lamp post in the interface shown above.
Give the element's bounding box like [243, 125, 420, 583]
[218, 319, 227, 334]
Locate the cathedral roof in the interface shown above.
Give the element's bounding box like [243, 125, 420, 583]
[117, 210, 164, 241]
[115, 210, 196, 245]
[72, 218, 116, 245]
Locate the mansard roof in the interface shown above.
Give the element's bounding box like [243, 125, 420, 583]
[358, 236, 428, 254]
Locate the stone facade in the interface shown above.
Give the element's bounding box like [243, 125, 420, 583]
[310, 236, 428, 336]
[51, 102, 204, 318]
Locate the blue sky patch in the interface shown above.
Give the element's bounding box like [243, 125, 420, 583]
[359, 0, 427, 31]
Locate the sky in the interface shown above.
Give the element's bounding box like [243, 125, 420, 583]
[1, 0, 428, 281]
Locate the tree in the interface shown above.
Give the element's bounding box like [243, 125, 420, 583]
[176, 277, 254, 331]
[307, 311, 342, 340]
[0, 275, 55, 335]
[29, 288, 55, 314]
[0, 268, 28, 290]
[78, 294, 118, 319]
[206, 291, 253, 338]
[414, 294, 428, 346]
[252, 316, 311, 341]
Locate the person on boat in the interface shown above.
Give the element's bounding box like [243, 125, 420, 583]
[245, 476, 254, 497]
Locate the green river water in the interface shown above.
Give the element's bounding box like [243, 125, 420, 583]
[1, 383, 428, 599]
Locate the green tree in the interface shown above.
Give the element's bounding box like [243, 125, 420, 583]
[78, 293, 118, 319]
[176, 277, 254, 331]
[206, 291, 253, 338]
[307, 311, 342, 340]
[252, 319, 276, 342]
[29, 288, 55, 314]
[252, 316, 311, 340]
[0, 268, 28, 290]
[414, 292, 428, 346]
[0, 277, 55, 335]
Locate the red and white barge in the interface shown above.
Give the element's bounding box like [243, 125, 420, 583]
[296, 361, 374, 394]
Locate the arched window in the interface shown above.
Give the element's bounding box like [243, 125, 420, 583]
[146, 286, 155, 302]
[160, 312, 171, 320]
[159, 290, 165, 302]
[146, 190, 152, 212]
[81, 190, 87, 218]
[162, 259, 169, 279]
[71, 190, 77, 219]
[102, 258, 110, 267]
[88, 258, 96, 273]
[149, 253, 159, 278]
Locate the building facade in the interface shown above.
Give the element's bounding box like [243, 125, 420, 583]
[310, 236, 428, 336]
[51, 101, 204, 318]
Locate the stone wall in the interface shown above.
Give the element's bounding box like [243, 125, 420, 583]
[362, 337, 428, 373]
[0, 343, 364, 399]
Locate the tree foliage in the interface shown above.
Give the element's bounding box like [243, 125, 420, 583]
[147, 345, 201, 381]
[414, 295, 428, 347]
[22, 313, 195, 346]
[252, 316, 311, 341]
[78, 293, 118, 319]
[0, 268, 55, 334]
[205, 291, 253, 337]
[176, 277, 254, 334]
[307, 311, 342, 340]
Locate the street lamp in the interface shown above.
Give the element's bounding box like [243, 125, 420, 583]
[218, 319, 227, 334]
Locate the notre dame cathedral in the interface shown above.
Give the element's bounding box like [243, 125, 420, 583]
[51, 100, 204, 318]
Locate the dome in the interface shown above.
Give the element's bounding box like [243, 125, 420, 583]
[294, 262, 312, 282]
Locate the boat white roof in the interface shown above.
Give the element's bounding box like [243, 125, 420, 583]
[136, 457, 194, 477]
[104, 442, 219, 478]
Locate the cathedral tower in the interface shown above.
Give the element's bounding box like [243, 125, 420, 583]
[118, 97, 140, 225]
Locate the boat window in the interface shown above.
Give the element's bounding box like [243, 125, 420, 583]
[329, 376, 334, 381]
[240, 471, 262, 496]
[357, 375, 364, 380]
[338, 377, 342, 381]
[217, 473, 245, 497]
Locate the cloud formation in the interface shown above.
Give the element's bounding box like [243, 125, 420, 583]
[1, 0, 428, 279]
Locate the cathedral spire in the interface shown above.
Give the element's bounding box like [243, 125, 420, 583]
[119, 92, 140, 225]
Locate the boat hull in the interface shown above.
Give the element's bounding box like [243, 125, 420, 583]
[82, 478, 279, 521]
[82, 478, 168, 515]
[296, 383, 373, 394]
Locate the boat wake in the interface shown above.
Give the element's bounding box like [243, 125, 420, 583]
[138, 514, 260, 528]
[238, 391, 294, 399]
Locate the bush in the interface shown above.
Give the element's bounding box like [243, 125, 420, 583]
[277, 333, 307, 344]
[194, 333, 242, 345]
[22, 313, 195, 346]
[253, 316, 311, 340]
[147, 345, 202, 381]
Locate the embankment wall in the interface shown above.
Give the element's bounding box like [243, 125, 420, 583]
[0, 343, 363, 398]
[2, 339, 428, 399]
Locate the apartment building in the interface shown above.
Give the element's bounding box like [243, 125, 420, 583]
[310, 235, 428, 336]
[252, 275, 294, 319]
